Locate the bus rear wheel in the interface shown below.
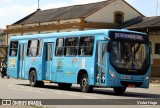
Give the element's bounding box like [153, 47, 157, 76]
[29, 70, 37, 87]
[58, 83, 72, 89]
[113, 87, 126, 95]
[29, 70, 44, 87]
[80, 74, 93, 93]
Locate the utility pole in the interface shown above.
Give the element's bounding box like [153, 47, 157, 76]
[156, 0, 159, 16]
[38, 0, 40, 10]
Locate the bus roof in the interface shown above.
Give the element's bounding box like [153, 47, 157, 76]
[9, 29, 147, 41]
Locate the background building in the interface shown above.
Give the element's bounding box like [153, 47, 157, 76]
[5, 0, 143, 44]
[0, 29, 7, 64]
[0, 29, 6, 45]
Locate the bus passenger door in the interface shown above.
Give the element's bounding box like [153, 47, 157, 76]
[96, 41, 107, 85]
[19, 44, 26, 78]
[44, 43, 54, 80]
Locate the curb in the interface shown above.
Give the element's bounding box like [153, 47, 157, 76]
[150, 83, 160, 87]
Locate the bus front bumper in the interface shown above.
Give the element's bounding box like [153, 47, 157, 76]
[107, 73, 150, 88]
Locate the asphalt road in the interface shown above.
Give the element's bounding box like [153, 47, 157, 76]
[0, 77, 160, 108]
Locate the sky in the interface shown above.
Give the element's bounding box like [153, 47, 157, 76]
[0, 0, 160, 29]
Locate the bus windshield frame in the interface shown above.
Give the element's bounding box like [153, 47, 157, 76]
[109, 31, 150, 75]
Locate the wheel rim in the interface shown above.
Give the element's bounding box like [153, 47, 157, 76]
[81, 78, 88, 89]
[30, 73, 35, 85]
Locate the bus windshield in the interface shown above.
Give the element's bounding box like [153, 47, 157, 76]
[109, 41, 150, 74]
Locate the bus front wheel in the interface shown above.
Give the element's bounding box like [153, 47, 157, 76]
[80, 74, 93, 93]
[113, 87, 126, 95]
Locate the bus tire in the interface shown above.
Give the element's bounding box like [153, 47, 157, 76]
[58, 83, 72, 89]
[80, 74, 93, 93]
[29, 70, 38, 87]
[113, 87, 126, 95]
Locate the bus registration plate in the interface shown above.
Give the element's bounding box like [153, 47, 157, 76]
[121, 75, 130, 80]
[128, 84, 135, 87]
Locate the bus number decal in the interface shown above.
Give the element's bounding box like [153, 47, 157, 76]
[72, 58, 80, 67]
[72, 58, 78, 63]
[67, 71, 70, 76]
[9, 58, 16, 68]
[56, 58, 63, 72]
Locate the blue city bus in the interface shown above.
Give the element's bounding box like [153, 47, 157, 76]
[7, 29, 151, 94]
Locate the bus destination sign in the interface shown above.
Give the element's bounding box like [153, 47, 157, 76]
[115, 33, 143, 40]
[109, 31, 147, 42]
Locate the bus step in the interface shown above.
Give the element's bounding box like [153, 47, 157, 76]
[42, 80, 51, 83]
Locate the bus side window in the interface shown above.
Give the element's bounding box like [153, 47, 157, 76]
[27, 40, 39, 57]
[38, 40, 43, 56]
[56, 38, 64, 56]
[9, 41, 18, 56]
[65, 37, 78, 56]
[78, 36, 94, 56]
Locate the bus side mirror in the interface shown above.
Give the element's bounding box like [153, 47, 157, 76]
[107, 41, 111, 52]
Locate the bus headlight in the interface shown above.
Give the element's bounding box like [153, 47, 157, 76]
[109, 69, 116, 78]
[145, 74, 150, 80]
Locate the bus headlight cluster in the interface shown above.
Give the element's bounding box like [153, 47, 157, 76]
[109, 69, 116, 78]
[145, 74, 150, 80]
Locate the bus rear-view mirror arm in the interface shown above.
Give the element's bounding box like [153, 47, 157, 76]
[107, 41, 111, 52]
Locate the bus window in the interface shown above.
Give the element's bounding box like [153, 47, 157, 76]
[56, 38, 64, 56]
[9, 41, 18, 56]
[78, 36, 94, 56]
[46, 43, 54, 61]
[38, 40, 43, 56]
[27, 40, 39, 57]
[65, 37, 78, 56]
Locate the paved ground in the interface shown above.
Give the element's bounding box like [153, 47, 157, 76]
[0, 77, 160, 108]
